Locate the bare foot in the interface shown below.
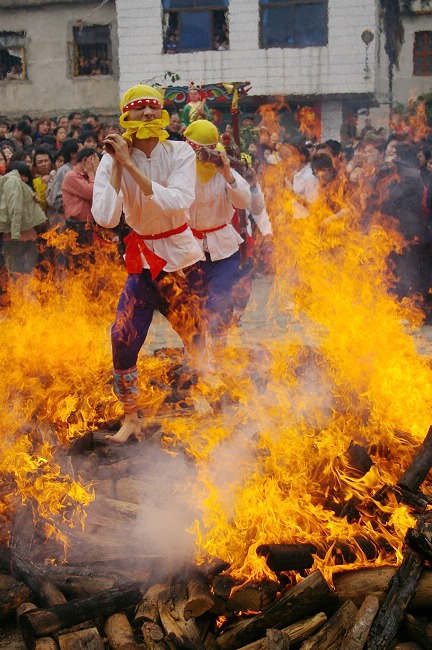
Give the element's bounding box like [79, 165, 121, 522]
[105, 413, 141, 444]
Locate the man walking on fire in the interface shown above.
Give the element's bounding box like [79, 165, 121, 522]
[92, 84, 204, 444]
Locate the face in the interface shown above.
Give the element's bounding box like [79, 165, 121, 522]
[35, 153, 52, 175]
[56, 127, 67, 142]
[84, 137, 98, 148]
[127, 104, 162, 123]
[385, 140, 398, 162]
[58, 117, 69, 129]
[71, 114, 82, 127]
[2, 146, 13, 163]
[55, 155, 65, 170]
[270, 132, 279, 145]
[24, 154, 33, 171]
[169, 115, 181, 131]
[38, 121, 50, 135]
[417, 151, 426, 166]
[0, 123, 9, 137]
[314, 168, 334, 186]
[86, 116, 97, 128]
[189, 89, 200, 102]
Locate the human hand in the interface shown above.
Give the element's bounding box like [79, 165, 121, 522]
[103, 134, 132, 166]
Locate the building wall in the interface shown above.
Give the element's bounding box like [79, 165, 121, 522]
[0, 0, 120, 118]
[116, 0, 378, 100]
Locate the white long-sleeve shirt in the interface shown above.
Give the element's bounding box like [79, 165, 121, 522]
[188, 169, 251, 261]
[92, 140, 204, 272]
[249, 183, 272, 237]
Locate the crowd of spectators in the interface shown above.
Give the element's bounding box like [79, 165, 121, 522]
[1, 106, 432, 325]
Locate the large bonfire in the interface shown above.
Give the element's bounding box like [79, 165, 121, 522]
[1, 108, 432, 597]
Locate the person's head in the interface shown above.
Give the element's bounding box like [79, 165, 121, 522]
[296, 144, 311, 167]
[188, 85, 200, 102]
[0, 149, 6, 174]
[36, 116, 51, 136]
[68, 111, 82, 128]
[184, 120, 219, 152]
[0, 119, 10, 137]
[225, 124, 233, 135]
[106, 123, 122, 136]
[57, 115, 69, 129]
[86, 114, 99, 129]
[1, 142, 15, 163]
[168, 113, 181, 132]
[270, 132, 279, 146]
[54, 126, 67, 144]
[394, 142, 419, 168]
[38, 135, 57, 149]
[81, 131, 99, 148]
[7, 160, 33, 187]
[53, 149, 65, 170]
[61, 139, 82, 164]
[417, 145, 431, 167]
[75, 147, 99, 174]
[13, 121, 32, 139]
[119, 84, 169, 143]
[259, 127, 269, 144]
[242, 114, 255, 127]
[34, 148, 53, 176]
[311, 154, 335, 186]
[67, 128, 81, 139]
[324, 139, 342, 159]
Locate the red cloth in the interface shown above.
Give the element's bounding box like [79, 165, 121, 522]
[191, 223, 227, 240]
[124, 223, 188, 279]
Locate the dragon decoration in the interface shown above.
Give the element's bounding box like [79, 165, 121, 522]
[162, 81, 251, 108]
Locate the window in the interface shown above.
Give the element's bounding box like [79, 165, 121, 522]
[259, 0, 328, 49]
[0, 32, 26, 81]
[162, 0, 229, 53]
[68, 25, 113, 77]
[414, 32, 432, 76]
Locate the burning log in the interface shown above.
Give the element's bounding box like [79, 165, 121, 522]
[397, 424, 432, 493]
[226, 581, 279, 613]
[158, 583, 206, 649]
[57, 627, 104, 650]
[367, 547, 424, 650]
[344, 441, 373, 477]
[104, 612, 141, 650]
[298, 600, 358, 649]
[18, 583, 145, 637]
[256, 544, 317, 572]
[0, 546, 66, 607]
[0, 581, 33, 621]
[216, 570, 337, 650]
[405, 526, 432, 564]
[339, 594, 379, 650]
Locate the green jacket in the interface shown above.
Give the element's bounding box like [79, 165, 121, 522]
[0, 170, 47, 239]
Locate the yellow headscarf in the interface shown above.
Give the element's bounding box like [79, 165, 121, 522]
[184, 120, 222, 183]
[119, 84, 170, 143]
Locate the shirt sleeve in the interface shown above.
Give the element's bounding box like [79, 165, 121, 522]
[92, 154, 123, 228]
[5, 177, 24, 240]
[150, 143, 196, 214]
[249, 182, 265, 216]
[226, 169, 251, 209]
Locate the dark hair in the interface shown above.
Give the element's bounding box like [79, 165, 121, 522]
[395, 142, 419, 167]
[53, 149, 65, 163]
[68, 111, 82, 121]
[34, 147, 54, 161]
[325, 139, 342, 156]
[311, 154, 334, 173]
[86, 113, 99, 122]
[61, 139, 81, 163]
[81, 130, 98, 144]
[36, 136, 56, 149]
[296, 144, 311, 162]
[7, 161, 34, 188]
[15, 121, 32, 136]
[76, 147, 97, 163]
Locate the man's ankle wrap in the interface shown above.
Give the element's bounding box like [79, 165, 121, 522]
[113, 366, 139, 413]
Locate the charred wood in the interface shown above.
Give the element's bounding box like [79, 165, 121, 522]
[256, 544, 317, 572]
[18, 583, 145, 637]
[367, 547, 424, 650]
[339, 594, 379, 650]
[299, 599, 358, 649]
[226, 581, 279, 613]
[0, 581, 33, 621]
[104, 612, 141, 650]
[141, 620, 170, 649]
[344, 442, 373, 477]
[402, 613, 432, 650]
[0, 545, 66, 607]
[238, 612, 328, 650]
[216, 570, 336, 650]
[10, 500, 36, 556]
[397, 425, 432, 493]
[265, 629, 290, 649]
[47, 575, 116, 599]
[406, 527, 432, 564]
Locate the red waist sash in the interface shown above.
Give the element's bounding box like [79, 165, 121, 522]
[123, 223, 188, 279]
[191, 223, 227, 240]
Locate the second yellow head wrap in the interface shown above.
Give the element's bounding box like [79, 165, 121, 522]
[184, 120, 223, 183]
[119, 84, 170, 143]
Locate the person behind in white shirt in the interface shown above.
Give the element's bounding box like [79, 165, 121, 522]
[183, 120, 251, 346]
[292, 144, 319, 205]
[92, 84, 203, 444]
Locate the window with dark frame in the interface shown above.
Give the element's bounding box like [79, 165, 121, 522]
[69, 24, 113, 77]
[413, 31, 432, 76]
[162, 0, 229, 53]
[0, 31, 27, 81]
[259, 0, 328, 49]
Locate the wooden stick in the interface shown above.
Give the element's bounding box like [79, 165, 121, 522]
[0, 581, 33, 621]
[216, 571, 336, 650]
[0, 545, 66, 607]
[57, 627, 104, 650]
[158, 583, 205, 649]
[104, 612, 141, 650]
[184, 575, 215, 620]
[298, 600, 358, 650]
[265, 629, 289, 649]
[256, 544, 317, 572]
[238, 612, 327, 650]
[339, 595, 379, 650]
[367, 548, 424, 650]
[397, 424, 432, 492]
[18, 583, 145, 637]
[135, 583, 167, 624]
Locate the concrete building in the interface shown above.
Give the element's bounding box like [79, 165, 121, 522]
[0, 0, 119, 118]
[2, 0, 432, 140]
